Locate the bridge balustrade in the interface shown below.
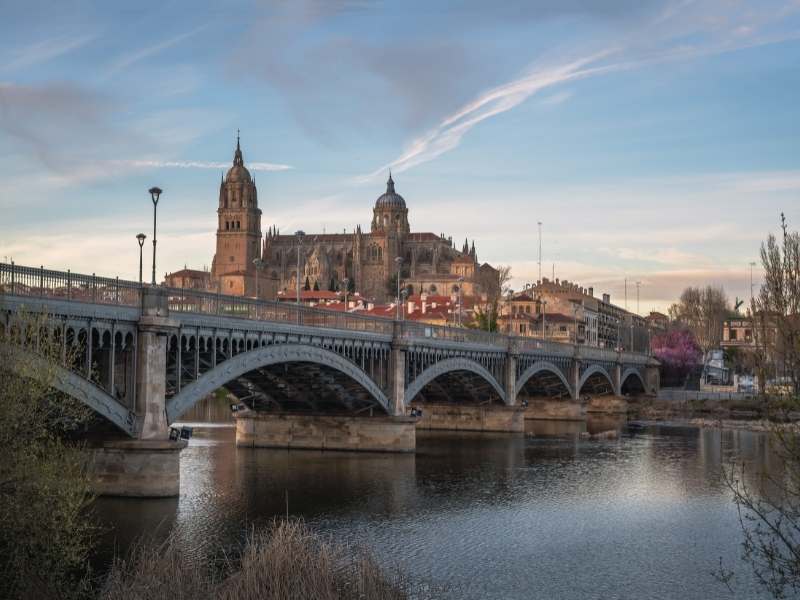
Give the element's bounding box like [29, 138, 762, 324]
[399, 321, 506, 347]
[0, 263, 141, 307]
[1, 262, 653, 359]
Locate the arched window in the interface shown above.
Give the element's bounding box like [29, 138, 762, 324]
[225, 222, 229, 230]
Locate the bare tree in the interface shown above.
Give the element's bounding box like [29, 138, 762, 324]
[753, 215, 800, 395]
[668, 285, 729, 355]
[721, 217, 800, 598]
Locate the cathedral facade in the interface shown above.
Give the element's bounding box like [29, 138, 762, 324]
[167, 138, 498, 303]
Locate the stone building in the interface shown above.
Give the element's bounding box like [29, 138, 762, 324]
[259, 172, 498, 302]
[165, 137, 499, 302]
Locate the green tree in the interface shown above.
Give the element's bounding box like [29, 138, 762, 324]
[0, 312, 95, 599]
[468, 300, 499, 332]
[303, 276, 311, 291]
[328, 277, 336, 292]
[312, 280, 320, 291]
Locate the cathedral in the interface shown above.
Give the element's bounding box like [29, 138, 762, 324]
[165, 137, 499, 303]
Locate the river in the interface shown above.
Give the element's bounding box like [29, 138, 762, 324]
[93, 412, 779, 599]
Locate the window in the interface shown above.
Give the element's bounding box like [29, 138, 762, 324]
[729, 329, 737, 340]
[525, 305, 531, 314]
[520, 324, 526, 334]
[745, 329, 752, 341]
[225, 221, 229, 230]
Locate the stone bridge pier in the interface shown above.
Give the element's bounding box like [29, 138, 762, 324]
[89, 287, 186, 498]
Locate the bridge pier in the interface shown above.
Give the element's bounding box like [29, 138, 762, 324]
[235, 412, 416, 452]
[523, 398, 583, 421]
[585, 395, 628, 414]
[87, 287, 186, 497]
[413, 403, 524, 433]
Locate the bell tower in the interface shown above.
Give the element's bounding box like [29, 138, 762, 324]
[211, 133, 262, 282]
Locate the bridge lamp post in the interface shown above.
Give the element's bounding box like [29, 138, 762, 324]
[252, 258, 263, 299]
[454, 276, 464, 326]
[136, 233, 146, 284]
[148, 187, 162, 285]
[541, 299, 547, 339]
[295, 231, 305, 306]
[394, 256, 403, 321]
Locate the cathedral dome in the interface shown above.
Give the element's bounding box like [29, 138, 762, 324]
[375, 173, 406, 209]
[226, 164, 251, 184]
[225, 133, 251, 183]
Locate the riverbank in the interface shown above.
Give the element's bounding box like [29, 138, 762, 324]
[628, 396, 800, 433]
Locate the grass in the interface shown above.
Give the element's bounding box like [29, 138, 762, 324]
[100, 519, 411, 600]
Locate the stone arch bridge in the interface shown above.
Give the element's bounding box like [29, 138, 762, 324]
[1, 264, 657, 493]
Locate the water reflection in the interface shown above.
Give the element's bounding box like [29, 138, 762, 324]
[94, 422, 784, 599]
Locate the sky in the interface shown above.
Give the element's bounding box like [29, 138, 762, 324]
[1, 0, 799, 314]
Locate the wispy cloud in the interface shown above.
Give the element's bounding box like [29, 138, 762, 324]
[117, 160, 293, 172]
[353, 50, 623, 182]
[104, 25, 206, 78]
[355, 2, 800, 182]
[2, 33, 95, 71]
[539, 90, 573, 106]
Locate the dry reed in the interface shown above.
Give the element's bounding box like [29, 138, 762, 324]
[101, 519, 409, 600]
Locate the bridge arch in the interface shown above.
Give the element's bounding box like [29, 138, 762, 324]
[7, 350, 136, 436]
[404, 357, 507, 406]
[578, 365, 615, 396]
[620, 368, 646, 395]
[166, 343, 389, 422]
[515, 361, 573, 400]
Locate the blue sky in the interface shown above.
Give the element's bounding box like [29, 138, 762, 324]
[2, 0, 799, 313]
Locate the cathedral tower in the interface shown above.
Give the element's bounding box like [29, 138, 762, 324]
[371, 173, 409, 237]
[211, 134, 262, 292]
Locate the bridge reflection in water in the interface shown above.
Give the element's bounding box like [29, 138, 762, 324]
[92, 423, 777, 599]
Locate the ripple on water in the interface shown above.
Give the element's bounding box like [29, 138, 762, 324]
[94, 423, 773, 599]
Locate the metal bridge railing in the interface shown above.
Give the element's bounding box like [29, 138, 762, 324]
[0, 262, 141, 307]
[0, 262, 653, 359]
[163, 286, 395, 335]
[398, 321, 506, 347]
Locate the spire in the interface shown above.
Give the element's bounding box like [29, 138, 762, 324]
[233, 129, 244, 166]
[386, 171, 395, 194]
[462, 237, 469, 254]
[470, 240, 476, 257]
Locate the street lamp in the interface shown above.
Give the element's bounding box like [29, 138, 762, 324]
[537, 221, 542, 283]
[295, 231, 305, 305]
[541, 299, 547, 339]
[342, 277, 349, 311]
[394, 256, 403, 320]
[454, 276, 464, 326]
[148, 187, 162, 285]
[252, 258, 263, 299]
[136, 233, 146, 284]
[635, 281, 642, 315]
[573, 303, 579, 345]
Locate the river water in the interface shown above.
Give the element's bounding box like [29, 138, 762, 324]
[93, 415, 779, 599]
